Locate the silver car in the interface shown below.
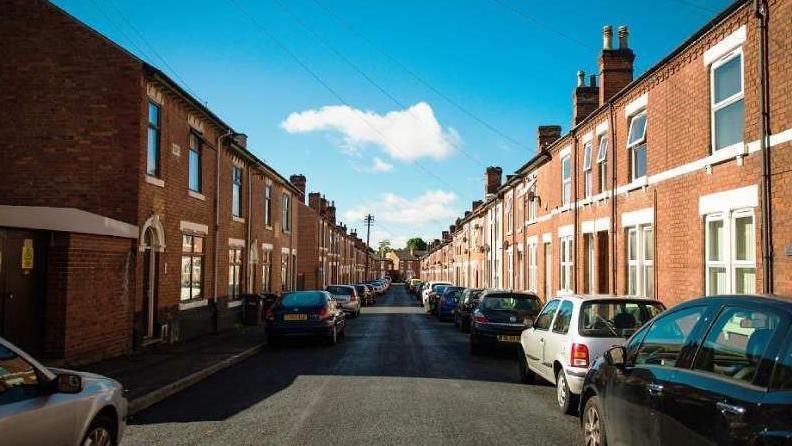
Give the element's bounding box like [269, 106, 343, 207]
[326, 284, 362, 318]
[0, 336, 127, 446]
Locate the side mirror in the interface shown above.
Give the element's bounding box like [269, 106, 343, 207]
[56, 373, 83, 394]
[605, 346, 627, 370]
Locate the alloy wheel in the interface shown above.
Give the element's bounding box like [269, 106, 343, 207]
[584, 404, 602, 446]
[557, 373, 567, 408]
[83, 426, 112, 446]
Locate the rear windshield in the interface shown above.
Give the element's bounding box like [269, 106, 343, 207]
[481, 293, 542, 312]
[280, 292, 326, 307]
[354, 285, 366, 293]
[434, 284, 450, 294]
[443, 287, 465, 299]
[326, 286, 353, 295]
[579, 301, 665, 338]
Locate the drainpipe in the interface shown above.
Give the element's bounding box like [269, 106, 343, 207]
[213, 129, 234, 303]
[572, 131, 579, 293]
[245, 168, 252, 293]
[608, 104, 618, 295]
[755, 0, 773, 294]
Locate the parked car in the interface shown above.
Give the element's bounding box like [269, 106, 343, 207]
[416, 283, 429, 303]
[0, 336, 128, 446]
[408, 279, 422, 294]
[265, 291, 346, 345]
[326, 285, 361, 318]
[369, 281, 385, 295]
[422, 281, 452, 309]
[437, 286, 465, 321]
[579, 294, 792, 446]
[470, 290, 542, 355]
[427, 283, 452, 315]
[355, 284, 375, 306]
[454, 288, 484, 332]
[519, 295, 666, 414]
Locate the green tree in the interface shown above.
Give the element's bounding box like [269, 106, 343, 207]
[405, 237, 428, 251]
[378, 239, 392, 256]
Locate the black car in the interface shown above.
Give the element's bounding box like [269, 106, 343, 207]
[579, 295, 792, 446]
[265, 291, 346, 346]
[453, 288, 484, 332]
[469, 290, 542, 355]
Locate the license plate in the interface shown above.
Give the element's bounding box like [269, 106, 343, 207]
[284, 314, 307, 321]
[498, 335, 520, 343]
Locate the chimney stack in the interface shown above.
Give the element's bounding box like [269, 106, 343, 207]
[537, 126, 562, 151]
[485, 166, 503, 195]
[464, 210, 472, 218]
[442, 231, 449, 241]
[308, 192, 322, 211]
[573, 70, 599, 125]
[472, 200, 484, 210]
[289, 174, 306, 202]
[599, 25, 635, 106]
[328, 201, 336, 224]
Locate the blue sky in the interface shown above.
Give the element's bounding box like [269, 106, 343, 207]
[54, 0, 732, 248]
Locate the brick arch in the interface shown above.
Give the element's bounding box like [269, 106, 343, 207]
[139, 214, 165, 252]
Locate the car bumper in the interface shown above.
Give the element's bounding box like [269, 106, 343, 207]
[563, 367, 588, 395]
[339, 302, 359, 312]
[266, 321, 335, 337]
[471, 325, 525, 347]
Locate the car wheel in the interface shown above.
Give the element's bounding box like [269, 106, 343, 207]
[82, 415, 116, 446]
[583, 396, 606, 446]
[326, 325, 338, 346]
[556, 369, 577, 415]
[518, 349, 535, 384]
[470, 336, 483, 356]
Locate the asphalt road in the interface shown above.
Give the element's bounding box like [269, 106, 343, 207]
[123, 285, 581, 446]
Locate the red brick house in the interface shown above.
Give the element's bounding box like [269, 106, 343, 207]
[0, 0, 300, 364]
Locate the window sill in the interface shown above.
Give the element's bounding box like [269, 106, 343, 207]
[624, 176, 648, 193]
[559, 203, 571, 213]
[188, 190, 206, 201]
[179, 299, 208, 311]
[145, 175, 165, 188]
[265, 225, 273, 231]
[283, 230, 291, 235]
[232, 216, 245, 223]
[227, 299, 243, 308]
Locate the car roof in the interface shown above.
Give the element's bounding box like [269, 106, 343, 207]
[327, 284, 354, 289]
[672, 294, 792, 312]
[548, 294, 663, 302]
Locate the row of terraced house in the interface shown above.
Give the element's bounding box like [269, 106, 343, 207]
[0, 0, 385, 365]
[421, 0, 792, 307]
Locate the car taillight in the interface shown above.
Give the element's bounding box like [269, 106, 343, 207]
[571, 343, 590, 368]
[350, 294, 357, 302]
[473, 313, 488, 324]
[310, 307, 330, 321]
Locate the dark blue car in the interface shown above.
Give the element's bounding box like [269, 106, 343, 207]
[265, 291, 346, 346]
[437, 287, 465, 321]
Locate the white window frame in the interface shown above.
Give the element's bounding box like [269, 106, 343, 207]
[583, 142, 593, 198]
[710, 48, 744, 153]
[561, 156, 572, 206]
[597, 136, 608, 193]
[627, 110, 647, 182]
[705, 209, 755, 295]
[527, 185, 537, 222]
[506, 197, 513, 234]
[559, 235, 573, 293]
[626, 224, 653, 297]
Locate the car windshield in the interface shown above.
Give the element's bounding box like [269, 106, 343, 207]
[326, 286, 353, 296]
[480, 293, 541, 312]
[280, 292, 326, 307]
[579, 300, 665, 338]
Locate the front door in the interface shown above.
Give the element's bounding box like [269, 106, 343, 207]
[0, 229, 45, 355]
[141, 231, 159, 340]
[543, 242, 552, 300]
[596, 231, 609, 293]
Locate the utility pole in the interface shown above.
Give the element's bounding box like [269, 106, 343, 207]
[364, 214, 374, 280]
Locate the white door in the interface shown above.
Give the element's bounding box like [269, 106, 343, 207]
[523, 299, 560, 378]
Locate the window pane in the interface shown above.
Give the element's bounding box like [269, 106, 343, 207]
[708, 219, 724, 261]
[0, 345, 41, 405]
[147, 128, 158, 176]
[583, 144, 592, 170]
[714, 99, 744, 150]
[735, 268, 756, 294]
[552, 301, 574, 334]
[734, 215, 754, 261]
[628, 230, 637, 261]
[181, 257, 192, 301]
[628, 265, 637, 295]
[182, 234, 192, 253]
[563, 182, 571, 204]
[633, 144, 647, 179]
[148, 102, 159, 125]
[189, 149, 201, 192]
[692, 306, 779, 384]
[597, 137, 608, 162]
[562, 157, 570, 180]
[232, 184, 240, 216]
[770, 335, 792, 390]
[644, 265, 654, 297]
[714, 55, 742, 103]
[534, 300, 560, 331]
[580, 301, 665, 338]
[628, 113, 647, 146]
[635, 307, 704, 367]
[193, 236, 203, 254]
[708, 267, 728, 295]
[192, 257, 202, 299]
[644, 227, 654, 261]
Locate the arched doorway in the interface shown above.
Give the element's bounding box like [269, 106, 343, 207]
[139, 215, 165, 340]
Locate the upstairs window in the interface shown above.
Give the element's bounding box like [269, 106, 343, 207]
[711, 51, 744, 151]
[264, 185, 272, 226]
[282, 193, 291, 232]
[147, 102, 160, 177]
[232, 166, 243, 218]
[627, 111, 647, 181]
[583, 142, 593, 198]
[527, 185, 537, 222]
[561, 156, 571, 206]
[188, 132, 202, 192]
[597, 136, 608, 193]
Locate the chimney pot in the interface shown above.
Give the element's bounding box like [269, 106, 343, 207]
[589, 74, 597, 87]
[618, 25, 629, 49]
[577, 70, 585, 87]
[603, 25, 613, 50]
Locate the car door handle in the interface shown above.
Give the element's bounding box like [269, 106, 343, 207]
[716, 402, 746, 416]
[647, 383, 664, 396]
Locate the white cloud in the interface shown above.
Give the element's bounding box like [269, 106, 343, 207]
[281, 102, 459, 161]
[371, 157, 393, 173]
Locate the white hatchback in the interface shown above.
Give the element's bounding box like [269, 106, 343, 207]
[518, 295, 665, 414]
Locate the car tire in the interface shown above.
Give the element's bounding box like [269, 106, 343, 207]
[556, 369, 577, 415]
[470, 337, 483, 356]
[518, 350, 535, 384]
[82, 414, 116, 446]
[326, 325, 338, 346]
[582, 396, 607, 446]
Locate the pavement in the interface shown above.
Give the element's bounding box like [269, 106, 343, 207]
[84, 325, 268, 414]
[121, 285, 582, 446]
